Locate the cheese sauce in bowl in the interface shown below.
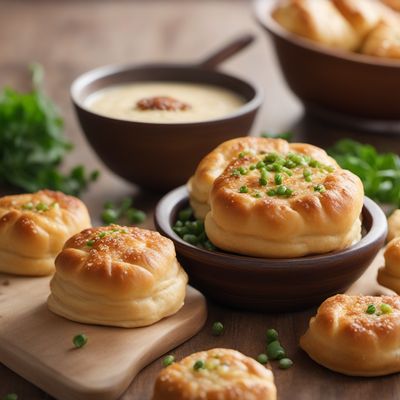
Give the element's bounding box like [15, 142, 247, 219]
[85, 82, 245, 123]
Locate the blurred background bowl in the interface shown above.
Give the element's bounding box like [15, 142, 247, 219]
[71, 36, 263, 192]
[155, 186, 387, 311]
[254, 0, 400, 122]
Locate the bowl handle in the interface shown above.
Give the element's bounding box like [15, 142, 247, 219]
[198, 34, 255, 69]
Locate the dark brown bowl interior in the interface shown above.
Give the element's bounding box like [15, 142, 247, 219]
[254, 0, 400, 120]
[71, 64, 262, 192]
[155, 186, 387, 311]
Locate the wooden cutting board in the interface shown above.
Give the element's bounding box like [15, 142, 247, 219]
[0, 275, 207, 400]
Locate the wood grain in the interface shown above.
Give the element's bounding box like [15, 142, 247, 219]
[0, 275, 206, 400]
[1, 1, 400, 399]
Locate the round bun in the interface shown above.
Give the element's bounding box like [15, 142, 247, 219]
[152, 348, 276, 400]
[188, 137, 290, 219]
[48, 225, 188, 327]
[0, 190, 91, 276]
[300, 294, 400, 376]
[378, 238, 400, 293]
[205, 142, 363, 258]
[388, 209, 400, 242]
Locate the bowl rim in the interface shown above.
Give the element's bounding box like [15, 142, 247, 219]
[70, 63, 264, 127]
[253, 0, 400, 69]
[154, 185, 387, 271]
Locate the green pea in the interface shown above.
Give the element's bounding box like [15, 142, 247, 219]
[212, 321, 224, 336]
[127, 208, 146, 224]
[282, 167, 293, 176]
[309, 159, 321, 168]
[288, 153, 304, 165]
[183, 234, 198, 245]
[279, 358, 293, 369]
[284, 160, 296, 169]
[239, 167, 248, 175]
[252, 193, 262, 198]
[324, 165, 335, 173]
[257, 353, 268, 364]
[203, 240, 217, 251]
[264, 153, 278, 164]
[3, 395, 18, 400]
[275, 173, 283, 185]
[232, 169, 241, 177]
[277, 185, 288, 196]
[266, 328, 279, 343]
[35, 202, 49, 212]
[175, 220, 183, 228]
[366, 304, 376, 314]
[73, 333, 88, 349]
[285, 188, 294, 196]
[238, 151, 248, 158]
[239, 186, 249, 193]
[162, 355, 175, 367]
[178, 208, 192, 222]
[267, 340, 285, 360]
[256, 161, 266, 169]
[249, 165, 256, 170]
[193, 360, 205, 371]
[272, 163, 283, 172]
[381, 303, 393, 314]
[101, 208, 118, 224]
[22, 202, 34, 210]
[267, 189, 276, 196]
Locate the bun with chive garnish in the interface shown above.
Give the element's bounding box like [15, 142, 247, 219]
[152, 348, 277, 400]
[47, 225, 188, 327]
[0, 190, 91, 276]
[300, 294, 400, 376]
[204, 141, 363, 258]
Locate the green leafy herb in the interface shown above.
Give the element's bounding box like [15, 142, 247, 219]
[328, 139, 400, 207]
[0, 64, 98, 195]
[100, 197, 146, 226]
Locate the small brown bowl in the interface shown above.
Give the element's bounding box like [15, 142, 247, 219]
[155, 186, 387, 311]
[254, 0, 400, 122]
[71, 36, 262, 192]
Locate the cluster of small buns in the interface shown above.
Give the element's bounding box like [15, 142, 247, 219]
[272, 0, 400, 59]
[47, 225, 188, 327]
[0, 190, 91, 276]
[189, 137, 364, 258]
[152, 348, 277, 400]
[300, 294, 400, 376]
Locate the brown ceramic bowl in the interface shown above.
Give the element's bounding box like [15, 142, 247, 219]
[155, 186, 387, 311]
[71, 36, 263, 192]
[254, 0, 400, 121]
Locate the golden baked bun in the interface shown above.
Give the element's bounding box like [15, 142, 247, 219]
[387, 209, 400, 242]
[205, 143, 363, 258]
[48, 225, 188, 327]
[332, 0, 394, 38]
[381, 0, 400, 11]
[272, 0, 359, 50]
[188, 137, 292, 219]
[377, 238, 400, 293]
[0, 190, 91, 276]
[361, 21, 400, 59]
[152, 348, 277, 400]
[300, 294, 400, 376]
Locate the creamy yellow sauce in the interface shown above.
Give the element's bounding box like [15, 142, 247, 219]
[85, 82, 245, 123]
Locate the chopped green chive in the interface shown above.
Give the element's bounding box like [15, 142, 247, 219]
[193, 360, 205, 371]
[282, 167, 293, 176]
[99, 231, 107, 238]
[266, 328, 279, 344]
[309, 159, 321, 168]
[35, 202, 49, 212]
[73, 333, 88, 349]
[257, 353, 268, 364]
[279, 358, 294, 369]
[86, 239, 95, 247]
[366, 304, 376, 314]
[232, 169, 240, 177]
[267, 340, 285, 360]
[314, 184, 326, 193]
[252, 193, 262, 198]
[239, 185, 249, 193]
[212, 321, 224, 336]
[22, 202, 34, 210]
[162, 355, 175, 367]
[259, 169, 268, 186]
[381, 303, 393, 314]
[275, 173, 283, 185]
[324, 165, 335, 173]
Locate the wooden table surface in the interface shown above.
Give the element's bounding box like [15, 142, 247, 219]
[1, 1, 400, 399]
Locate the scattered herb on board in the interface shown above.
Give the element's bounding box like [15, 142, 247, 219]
[101, 197, 146, 225]
[173, 207, 216, 251]
[328, 139, 400, 207]
[0, 64, 99, 196]
[211, 321, 224, 336]
[262, 328, 293, 369]
[73, 333, 88, 349]
[162, 355, 175, 367]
